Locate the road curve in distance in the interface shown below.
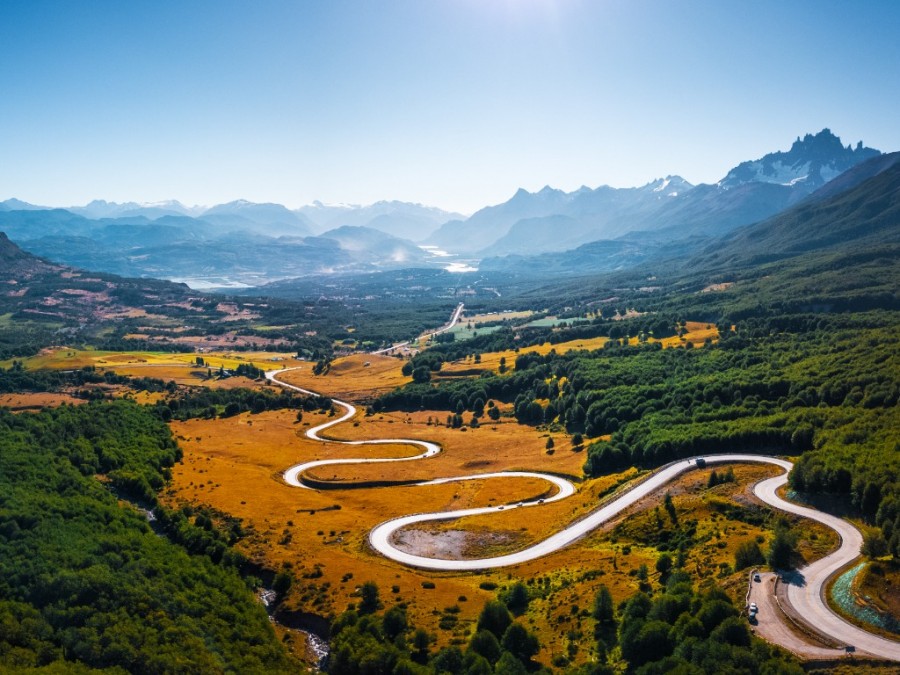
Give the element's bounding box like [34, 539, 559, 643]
[370, 302, 464, 354]
[267, 369, 440, 489]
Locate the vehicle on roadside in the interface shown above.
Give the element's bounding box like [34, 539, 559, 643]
[749, 602, 758, 612]
[754, 573, 761, 582]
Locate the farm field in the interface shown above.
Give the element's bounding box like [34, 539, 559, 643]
[441, 309, 536, 341]
[461, 310, 536, 325]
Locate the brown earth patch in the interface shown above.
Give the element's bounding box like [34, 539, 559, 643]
[0, 392, 86, 410]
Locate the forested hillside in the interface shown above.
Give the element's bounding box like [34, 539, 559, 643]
[0, 401, 297, 673]
[692, 158, 900, 269]
[376, 311, 899, 553]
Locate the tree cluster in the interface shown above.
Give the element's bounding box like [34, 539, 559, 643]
[327, 584, 542, 675]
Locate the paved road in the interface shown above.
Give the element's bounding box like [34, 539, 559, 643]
[370, 302, 464, 354]
[266, 367, 899, 660]
[367, 455, 791, 571]
[755, 472, 900, 660]
[748, 571, 846, 659]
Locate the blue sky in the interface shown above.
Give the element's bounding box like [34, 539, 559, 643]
[2, 0, 899, 213]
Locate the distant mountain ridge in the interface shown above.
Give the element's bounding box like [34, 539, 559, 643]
[0, 197, 462, 242]
[200, 200, 316, 237]
[693, 151, 900, 269]
[1, 128, 889, 285]
[298, 200, 464, 240]
[481, 151, 900, 278]
[0, 207, 434, 286]
[0, 195, 467, 286]
[427, 129, 882, 256]
[68, 199, 205, 220]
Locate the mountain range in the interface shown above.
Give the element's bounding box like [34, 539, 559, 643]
[427, 129, 880, 257]
[0, 197, 462, 241]
[0, 129, 889, 287]
[298, 201, 465, 241]
[479, 150, 900, 278]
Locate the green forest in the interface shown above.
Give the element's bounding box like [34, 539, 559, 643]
[0, 401, 298, 673]
[323, 574, 801, 674]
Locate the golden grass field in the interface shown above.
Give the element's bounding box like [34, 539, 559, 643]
[163, 394, 830, 665]
[1, 346, 304, 371]
[276, 354, 412, 400]
[0, 347, 308, 389]
[0, 392, 86, 410]
[439, 321, 720, 376]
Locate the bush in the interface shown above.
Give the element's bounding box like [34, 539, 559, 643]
[735, 540, 766, 570]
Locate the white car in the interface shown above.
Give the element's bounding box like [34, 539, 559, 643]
[749, 602, 758, 612]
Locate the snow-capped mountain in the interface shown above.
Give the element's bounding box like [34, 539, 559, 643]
[719, 128, 880, 192]
[643, 175, 693, 197]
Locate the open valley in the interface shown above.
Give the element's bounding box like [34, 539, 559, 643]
[2, 5, 899, 670]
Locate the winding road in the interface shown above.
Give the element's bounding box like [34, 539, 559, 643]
[264, 315, 898, 660]
[754, 471, 900, 659]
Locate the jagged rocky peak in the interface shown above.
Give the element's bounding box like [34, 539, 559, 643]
[719, 129, 881, 192]
[641, 175, 693, 196]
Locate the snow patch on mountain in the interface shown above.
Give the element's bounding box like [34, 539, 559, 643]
[718, 129, 880, 192]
